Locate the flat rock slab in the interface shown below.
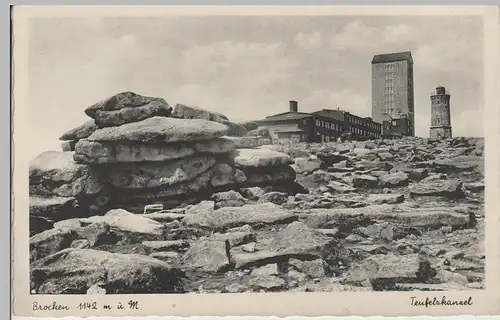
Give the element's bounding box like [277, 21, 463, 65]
[358, 222, 394, 241]
[212, 190, 246, 202]
[257, 192, 288, 205]
[181, 237, 231, 273]
[74, 137, 235, 164]
[344, 253, 435, 288]
[85, 92, 173, 127]
[106, 155, 216, 189]
[249, 275, 286, 291]
[87, 116, 228, 143]
[185, 200, 215, 215]
[292, 157, 322, 174]
[367, 193, 405, 205]
[81, 211, 164, 237]
[410, 180, 464, 198]
[142, 240, 190, 253]
[29, 151, 104, 197]
[183, 203, 297, 230]
[302, 204, 472, 230]
[172, 103, 229, 122]
[30, 227, 78, 262]
[233, 149, 293, 168]
[59, 120, 98, 141]
[251, 263, 279, 276]
[172, 105, 247, 136]
[265, 221, 340, 258]
[232, 221, 342, 269]
[143, 211, 186, 222]
[29, 195, 82, 221]
[327, 181, 357, 193]
[30, 248, 185, 294]
[289, 258, 328, 278]
[241, 187, 266, 200]
[210, 229, 256, 247]
[433, 156, 482, 172]
[327, 166, 354, 173]
[352, 174, 379, 189]
[379, 172, 409, 188]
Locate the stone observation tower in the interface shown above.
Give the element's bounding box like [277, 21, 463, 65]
[429, 86, 452, 139]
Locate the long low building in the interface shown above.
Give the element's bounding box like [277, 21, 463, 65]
[255, 100, 383, 143]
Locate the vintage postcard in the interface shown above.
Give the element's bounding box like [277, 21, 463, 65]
[11, 4, 500, 317]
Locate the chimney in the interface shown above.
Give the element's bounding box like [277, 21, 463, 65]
[289, 100, 298, 112]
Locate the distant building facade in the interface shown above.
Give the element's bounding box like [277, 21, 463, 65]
[256, 101, 382, 144]
[312, 109, 381, 142]
[429, 86, 452, 139]
[371, 51, 415, 136]
[255, 101, 315, 143]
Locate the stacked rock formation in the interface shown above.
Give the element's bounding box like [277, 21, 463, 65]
[75, 115, 244, 212]
[30, 92, 299, 233]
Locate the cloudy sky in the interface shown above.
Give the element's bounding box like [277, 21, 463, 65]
[27, 15, 483, 159]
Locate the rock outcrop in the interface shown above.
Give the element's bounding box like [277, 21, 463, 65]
[29, 92, 485, 294]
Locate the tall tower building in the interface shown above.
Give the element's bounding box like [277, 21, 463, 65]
[429, 86, 452, 139]
[371, 51, 415, 136]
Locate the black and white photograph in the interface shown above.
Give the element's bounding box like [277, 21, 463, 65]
[12, 4, 500, 318]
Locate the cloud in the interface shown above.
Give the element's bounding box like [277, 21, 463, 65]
[295, 31, 324, 51]
[181, 41, 298, 86]
[329, 20, 415, 51]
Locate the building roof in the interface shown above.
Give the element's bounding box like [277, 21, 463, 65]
[371, 51, 413, 64]
[311, 109, 345, 121]
[259, 111, 313, 122]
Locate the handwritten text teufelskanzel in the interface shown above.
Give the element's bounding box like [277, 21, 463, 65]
[410, 296, 474, 308]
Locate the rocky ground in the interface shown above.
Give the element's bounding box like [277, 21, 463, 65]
[29, 92, 484, 294]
